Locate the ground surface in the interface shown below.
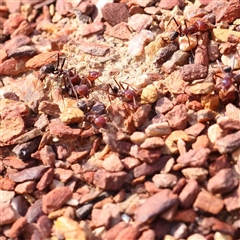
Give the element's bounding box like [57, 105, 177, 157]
[0, 0, 240, 239]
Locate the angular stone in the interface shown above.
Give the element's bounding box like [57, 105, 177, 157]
[0, 190, 15, 203]
[179, 179, 201, 208]
[193, 190, 224, 214]
[25, 51, 60, 69]
[137, 148, 161, 163]
[11, 195, 30, 217]
[91, 203, 121, 228]
[155, 97, 174, 114]
[52, 216, 87, 240]
[42, 186, 73, 214]
[15, 180, 36, 194]
[176, 148, 210, 168]
[152, 173, 177, 189]
[25, 199, 44, 223]
[93, 170, 127, 191]
[3, 156, 29, 170]
[165, 104, 188, 130]
[38, 101, 61, 118]
[164, 70, 187, 94]
[40, 145, 56, 167]
[122, 157, 140, 170]
[36, 168, 54, 191]
[102, 153, 124, 172]
[184, 123, 206, 137]
[128, 14, 153, 32]
[72, 40, 110, 56]
[81, 21, 105, 37]
[133, 104, 151, 128]
[145, 122, 172, 137]
[159, 0, 184, 10]
[0, 115, 25, 145]
[140, 137, 165, 149]
[102, 3, 129, 26]
[181, 64, 208, 82]
[181, 167, 208, 182]
[134, 189, 178, 223]
[128, 29, 154, 57]
[172, 209, 197, 223]
[0, 202, 19, 225]
[0, 177, 16, 191]
[9, 166, 49, 183]
[201, 217, 236, 236]
[224, 184, 240, 212]
[207, 168, 239, 194]
[8, 216, 27, 238]
[105, 22, 131, 40]
[115, 225, 141, 240]
[138, 229, 155, 240]
[49, 121, 81, 140]
[36, 215, 53, 239]
[54, 168, 74, 183]
[133, 156, 170, 178]
[197, 108, 216, 123]
[215, 130, 240, 154]
[217, 116, 240, 130]
[66, 150, 89, 164]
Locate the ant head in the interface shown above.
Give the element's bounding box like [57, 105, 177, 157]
[110, 86, 119, 95]
[223, 66, 232, 73]
[170, 31, 180, 41]
[40, 64, 55, 75]
[124, 89, 136, 100]
[87, 71, 102, 82]
[77, 100, 88, 112]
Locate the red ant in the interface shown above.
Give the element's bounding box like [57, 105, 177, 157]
[38, 53, 79, 101]
[68, 69, 102, 99]
[78, 99, 107, 128]
[103, 78, 140, 109]
[168, 17, 211, 41]
[211, 58, 240, 105]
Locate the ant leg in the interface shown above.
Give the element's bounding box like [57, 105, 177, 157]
[168, 17, 182, 35]
[60, 56, 66, 71]
[216, 60, 225, 74]
[66, 73, 79, 101]
[186, 35, 195, 60]
[113, 77, 122, 90]
[55, 53, 60, 70]
[121, 81, 138, 92]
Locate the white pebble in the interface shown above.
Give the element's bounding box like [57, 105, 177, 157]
[179, 35, 197, 51]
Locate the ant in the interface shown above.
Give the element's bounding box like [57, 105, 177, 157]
[168, 17, 211, 41]
[39, 53, 102, 101]
[78, 99, 107, 128]
[38, 53, 79, 101]
[167, 17, 212, 58]
[103, 78, 140, 109]
[211, 58, 240, 105]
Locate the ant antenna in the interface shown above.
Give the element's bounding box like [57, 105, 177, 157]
[216, 59, 225, 74]
[231, 55, 235, 70]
